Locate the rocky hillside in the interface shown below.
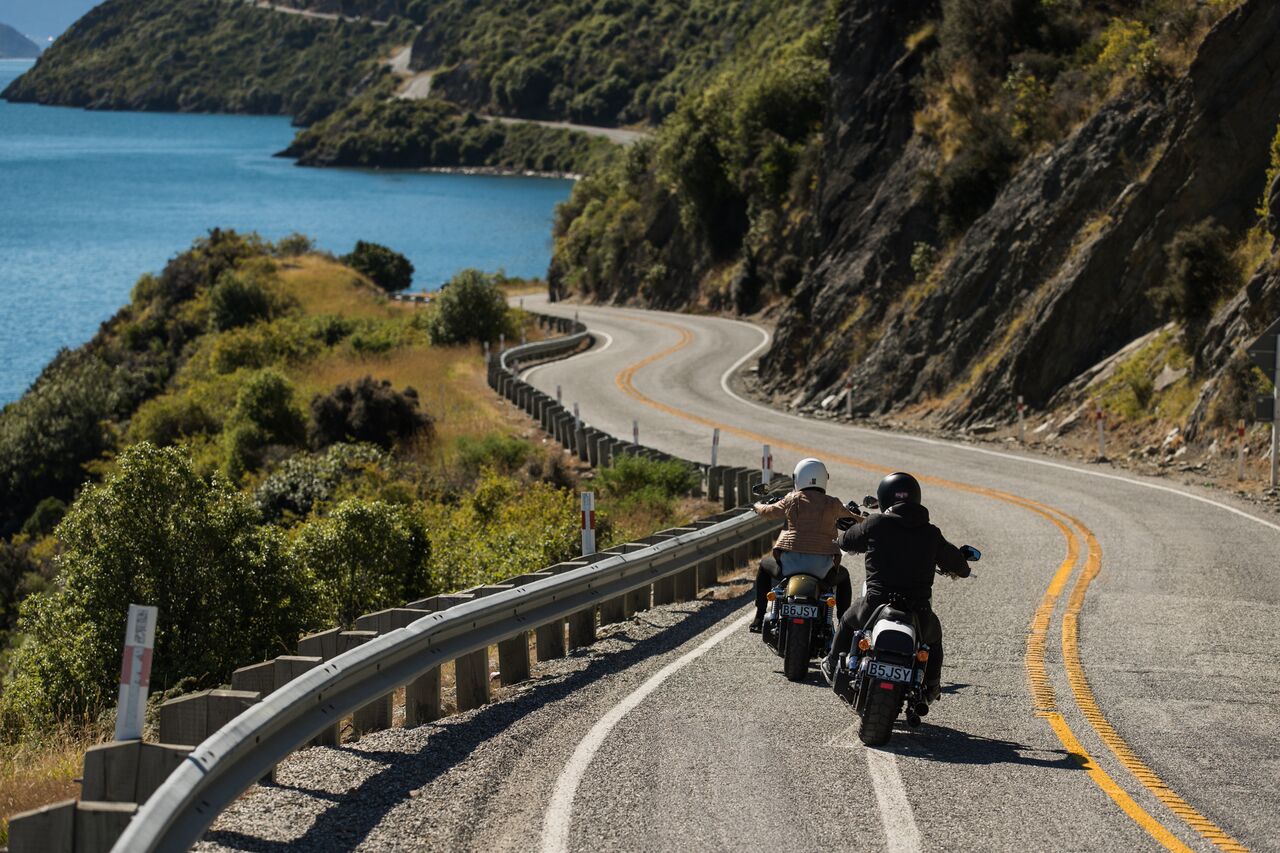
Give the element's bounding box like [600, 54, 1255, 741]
[554, 0, 1280, 447]
[0, 23, 41, 58]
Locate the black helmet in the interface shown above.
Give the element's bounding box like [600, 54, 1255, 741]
[877, 472, 921, 509]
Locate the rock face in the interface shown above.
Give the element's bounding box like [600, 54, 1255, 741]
[760, 0, 1280, 426]
[0, 23, 41, 58]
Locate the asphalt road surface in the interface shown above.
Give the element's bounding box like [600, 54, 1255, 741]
[202, 300, 1280, 853]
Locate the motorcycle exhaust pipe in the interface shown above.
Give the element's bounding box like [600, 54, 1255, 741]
[906, 712, 921, 728]
[913, 701, 929, 718]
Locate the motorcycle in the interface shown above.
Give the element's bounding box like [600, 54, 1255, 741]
[753, 484, 861, 681]
[831, 494, 982, 746]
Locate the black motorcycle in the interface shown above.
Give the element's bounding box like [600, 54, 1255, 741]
[832, 495, 981, 746]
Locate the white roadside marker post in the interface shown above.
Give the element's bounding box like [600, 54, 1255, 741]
[1017, 395, 1026, 445]
[115, 604, 157, 741]
[711, 428, 720, 468]
[1238, 420, 1247, 482]
[484, 341, 491, 365]
[633, 420, 639, 448]
[581, 492, 596, 556]
[1272, 338, 1279, 489]
[1096, 402, 1106, 460]
[761, 444, 773, 485]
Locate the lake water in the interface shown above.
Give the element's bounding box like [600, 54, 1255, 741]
[0, 59, 572, 404]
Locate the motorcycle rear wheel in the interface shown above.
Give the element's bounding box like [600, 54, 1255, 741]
[858, 684, 902, 746]
[783, 621, 811, 681]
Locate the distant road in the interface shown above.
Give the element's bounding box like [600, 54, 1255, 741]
[246, 0, 648, 145]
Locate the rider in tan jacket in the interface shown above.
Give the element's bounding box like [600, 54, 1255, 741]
[749, 458, 859, 631]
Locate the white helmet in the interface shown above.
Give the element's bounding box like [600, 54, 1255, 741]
[793, 458, 829, 492]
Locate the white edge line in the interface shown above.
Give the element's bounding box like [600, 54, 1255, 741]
[522, 330, 615, 382]
[866, 748, 925, 853]
[540, 614, 751, 853]
[711, 317, 1280, 536]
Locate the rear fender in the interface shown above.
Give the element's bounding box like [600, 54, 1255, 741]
[786, 575, 821, 599]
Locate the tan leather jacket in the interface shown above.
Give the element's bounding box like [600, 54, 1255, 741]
[753, 489, 858, 556]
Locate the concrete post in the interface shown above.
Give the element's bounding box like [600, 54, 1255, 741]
[8, 800, 75, 853]
[653, 573, 677, 606]
[698, 558, 719, 589]
[675, 565, 698, 601]
[80, 740, 191, 805]
[535, 620, 567, 660]
[74, 801, 137, 853]
[230, 660, 275, 696]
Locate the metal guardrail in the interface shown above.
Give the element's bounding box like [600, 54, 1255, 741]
[112, 314, 782, 852]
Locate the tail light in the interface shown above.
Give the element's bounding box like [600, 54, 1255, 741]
[823, 595, 836, 607]
[766, 591, 776, 602]
[857, 637, 871, 652]
[916, 649, 929, 662]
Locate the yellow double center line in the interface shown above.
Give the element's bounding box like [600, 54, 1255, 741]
[607, 314, 1246, 852]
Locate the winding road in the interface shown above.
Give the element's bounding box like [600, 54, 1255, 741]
[200, 300, 1280, 852]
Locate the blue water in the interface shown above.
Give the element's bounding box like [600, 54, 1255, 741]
[0, 59, 572, 404]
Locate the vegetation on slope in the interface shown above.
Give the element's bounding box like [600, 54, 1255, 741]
[0, 230, 706, 753]
[283, 96, 616, 173]
[1, 0, 413, 123]
[409, 0, 829, 125]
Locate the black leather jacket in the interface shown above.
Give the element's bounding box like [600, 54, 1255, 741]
[837, 503, 968, 604]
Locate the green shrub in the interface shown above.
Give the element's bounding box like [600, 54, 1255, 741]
[455, 433, 532, 475]
[129, 394, 220, 446]
[309, 377, 433, 450]
[208, 265, 281, 332]
[289, 499, 430, 625]
[1151, 219, 1237, 361]
[342, 241, 414, 293]
[20, 498, 67, 540]
[254, 443, 385, 522]
[426, 270, 515, 345]
[273, 233, 315, 257]
[223, 370, 307, 480]
[596, 454, 698, 501]
[0, 444, 317, 740]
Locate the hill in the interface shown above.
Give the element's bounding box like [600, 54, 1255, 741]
[0, 23, 40, 58]
[550, 0, 1280, 453]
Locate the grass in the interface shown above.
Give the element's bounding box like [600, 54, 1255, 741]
[1095, 329, 1195, 421]
[0, 728, 97, 845]
[276, 255, 396, 320]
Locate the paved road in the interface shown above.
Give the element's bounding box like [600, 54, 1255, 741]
[201, 300, 1279, 852]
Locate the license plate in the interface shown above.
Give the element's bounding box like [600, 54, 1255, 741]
[866, 660, 912, 682]
[780, 603, 818, 619]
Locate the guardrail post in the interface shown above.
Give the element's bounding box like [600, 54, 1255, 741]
[675, 564, 698, 600]
[708, 466, 722, 501]
[653, 572, 677, 605]
[735, 469, 752, 508]
[536, 620, 567, 660]
[270, 655, 333, 745]
[698, 557, 719, 589]
[297, 627, 341, 660]
[595, 433, 612, 467]
[159, 689, 259, 747]
[76, 801, 137, 852]
[585, 428, 600, 466]
[7, 799, 75, 853]
[722, 468, 739, 510]
[495, 572, 551, 686]
[405, 667, 442, 727]
[455, 586, 512, 711]
[231, 660, 275, 696]
[338, 631, 391, 733]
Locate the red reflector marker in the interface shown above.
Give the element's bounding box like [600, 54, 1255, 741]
[792, 618, 805, 624]
[879, 681, 894, 690]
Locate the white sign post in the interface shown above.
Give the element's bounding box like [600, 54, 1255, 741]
[632, 420, 639, 448]
[711, 428, 720, 468]
[761, 444, 773, 485]
[580, 492, 596, 556]
[1017, 395, 1026, 445]
[1238, 420, 1247, 482]
[115, 604, 157, 741]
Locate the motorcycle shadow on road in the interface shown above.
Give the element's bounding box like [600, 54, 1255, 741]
[204, 588, 759, 852]
[881, 722, 1082, 770]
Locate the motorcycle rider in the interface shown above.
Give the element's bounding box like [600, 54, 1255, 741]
[749, 458, 859, 632]
[820, 472, 969, 702]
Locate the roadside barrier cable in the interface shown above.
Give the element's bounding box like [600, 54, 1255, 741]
[593, 311, 1245, 853]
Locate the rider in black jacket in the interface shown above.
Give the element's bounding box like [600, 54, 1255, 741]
[821, 472, 969, 701]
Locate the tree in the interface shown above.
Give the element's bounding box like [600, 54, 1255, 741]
[425, 269, 514, 344]
[1151, 219, 1236, 364]
[290, 499, 431, 625]
[0, 444, 317, 739]
[342, 241, 415, 292]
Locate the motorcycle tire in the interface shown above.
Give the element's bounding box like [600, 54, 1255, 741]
[783, 621, 811, 681]
[858, 683, 902, 746]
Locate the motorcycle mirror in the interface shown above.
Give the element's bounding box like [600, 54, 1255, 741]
[960, 545, 982, 562]
[862, 495, 879, 510]
[751, 483, 768, 497]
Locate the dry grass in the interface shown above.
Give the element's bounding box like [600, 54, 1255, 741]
[276, 255, 397, 320]
[0, 729, 96, 844]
